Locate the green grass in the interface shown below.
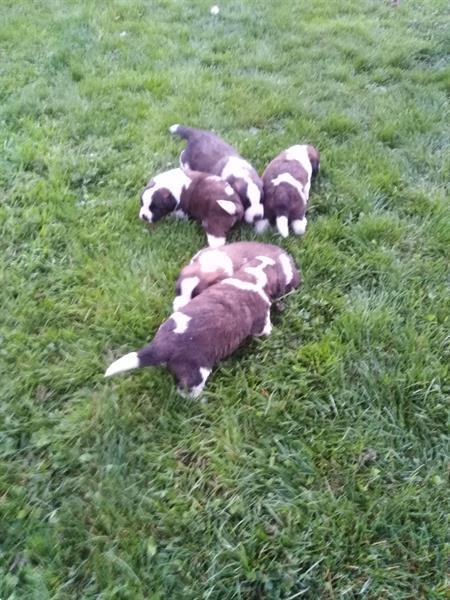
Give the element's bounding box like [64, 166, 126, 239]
[1, 0, 449, 597]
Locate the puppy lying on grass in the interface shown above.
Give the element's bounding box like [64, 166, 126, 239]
[170, 124, 264, 225]
[257, 144, 320, 238]
[105, 254, 300, 398]
[139, 167, 243, 247]
[173, 241, 299, 311]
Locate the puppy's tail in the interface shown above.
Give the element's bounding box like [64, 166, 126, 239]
[169, 124, 194, 139]
[104, 342, 163, 378]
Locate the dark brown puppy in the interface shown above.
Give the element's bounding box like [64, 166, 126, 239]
[257, 144, 320, 238]
[173, 241, 299, 311]
[104, 255, 300, 397]
[169, 124, 264, 225]
[140, 167, 243, 247]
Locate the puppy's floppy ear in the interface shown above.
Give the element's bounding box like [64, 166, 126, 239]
[217, 200, 237, 215]
[165, 194, 177, 211]
[158, 188, 177, 210]
[307, 145, 320, 178]
[227, 175, 247, 200]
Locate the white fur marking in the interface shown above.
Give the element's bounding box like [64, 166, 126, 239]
[278, 254, 294, 285]
[276, 215, 289, 238]
[292, 218, 307, 235]
[220, 156, 263, 223]
[244, 255, 275, 289]
[198, 250, 233, 275]
[225, 184, 234, 196]
[261, 311, 273, 336]
[217, 199, 237, 215]
[254, 218, 269, 234]
[152, 168, 190, 203]
[188, 367, 211, 398]
[284, 145, 313, 192]
[139, 204, 153, 223]
[173, 276, 200, 311]
[223, 278, 270, 304]
[173, 209, 188, 220]
[255, 309, 272, 337]
[169, 123, 180, 134]
[171, 311, 191, 334]
[272, 173, 306, 202]
[104, 352, 139, 377]
[206, 234, 226, 248]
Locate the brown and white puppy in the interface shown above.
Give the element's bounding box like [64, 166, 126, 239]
[173, 241, 300, 311]
[139, 167, 244, 247]
[104, 254, 300, 397]
[256, 144, 320, 238]
[169, 124, 264, 225]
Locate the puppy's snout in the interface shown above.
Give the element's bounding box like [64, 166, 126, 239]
[139, 209, 151, 223]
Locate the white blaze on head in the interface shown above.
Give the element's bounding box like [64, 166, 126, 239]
[244, 185, 264, 223]
[217, 199, 237, 215]
[105, 352, 139, 377]
[276, 215, 289, 238]
[171, 311, 191, 334]
[198, 249, 233, 275]
[278, 253, 293, 285]
[173, 276, 200, 311]
[140, 188, 155, 222]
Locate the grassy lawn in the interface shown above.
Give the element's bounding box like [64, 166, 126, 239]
[1, 0, 449, 597]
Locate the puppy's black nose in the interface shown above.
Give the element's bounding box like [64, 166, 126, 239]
[141, 213, 149, 222]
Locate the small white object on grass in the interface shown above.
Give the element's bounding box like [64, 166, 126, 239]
[210, 5, 220, 15]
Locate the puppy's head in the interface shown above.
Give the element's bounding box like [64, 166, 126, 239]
[139, 183, 177, 223]
[307, 145, 320, 179]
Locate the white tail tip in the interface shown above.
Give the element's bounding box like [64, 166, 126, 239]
[104, 352, 139, 377]
[169, 123, 180, 134]
[276, 216, 289, 238]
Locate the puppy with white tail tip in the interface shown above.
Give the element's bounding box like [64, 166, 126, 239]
[173, 241, 300, 311]
[139, 168, 243, 247]
[169, 124, 264, 226]
[256, 144, 320, 238]
[105, 253, 300, 398]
